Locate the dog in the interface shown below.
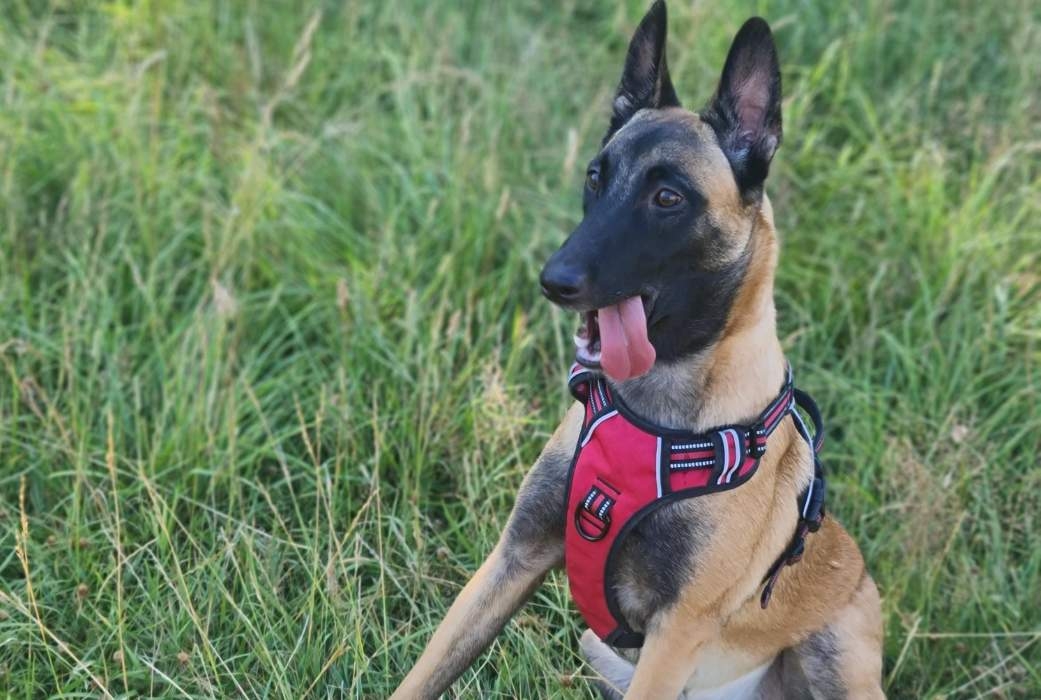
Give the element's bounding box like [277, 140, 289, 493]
[391, 2, 884, 698]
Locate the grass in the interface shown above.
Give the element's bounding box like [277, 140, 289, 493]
[1, 0, 1039, 697]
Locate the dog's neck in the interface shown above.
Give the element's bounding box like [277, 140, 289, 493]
[610, 201, 786, 433]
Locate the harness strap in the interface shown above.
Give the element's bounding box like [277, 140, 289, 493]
[760, 389, 827, 608]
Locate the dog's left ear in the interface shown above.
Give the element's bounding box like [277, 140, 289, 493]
[703, 18, 782, 194]
[603, 0, 681, 145]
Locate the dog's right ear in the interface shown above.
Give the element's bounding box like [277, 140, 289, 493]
[603, 0, 680, 145]
[702, 18, 782, 195]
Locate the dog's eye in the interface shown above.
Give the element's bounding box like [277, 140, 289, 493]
[654, 188, 683, 208]
[586, 168, 601, 191]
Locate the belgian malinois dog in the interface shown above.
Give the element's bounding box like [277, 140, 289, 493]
[392, 2, 884, 697]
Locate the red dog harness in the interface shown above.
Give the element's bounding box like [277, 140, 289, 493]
[563, 363, 826, 648]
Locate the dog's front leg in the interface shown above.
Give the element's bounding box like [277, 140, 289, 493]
[391, 408, 579, 699]
[390, 539, 558, 699]
[622, 608, 720, 700]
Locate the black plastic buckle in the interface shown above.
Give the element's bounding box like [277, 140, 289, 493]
[748, 422, 767, 459]
[803, 476, 826, 532]
[574, 486, 613, 542]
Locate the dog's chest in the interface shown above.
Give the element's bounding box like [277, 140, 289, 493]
[609, 497, 714, 628]
[606, 637, 776, 699]
[682, 652, 775, 699]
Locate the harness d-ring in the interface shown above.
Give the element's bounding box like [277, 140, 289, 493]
[574, 507, 610, 541]
[574, 485, 613, 542]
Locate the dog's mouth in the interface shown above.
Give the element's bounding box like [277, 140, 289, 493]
[574, 295, 656, 381]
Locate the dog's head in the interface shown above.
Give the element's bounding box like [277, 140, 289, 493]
[540, 1, 782, 381]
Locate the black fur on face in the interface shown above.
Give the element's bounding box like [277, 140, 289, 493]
[540, 3, 781, 363]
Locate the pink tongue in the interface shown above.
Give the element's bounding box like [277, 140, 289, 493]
[597, 296, 656, 381]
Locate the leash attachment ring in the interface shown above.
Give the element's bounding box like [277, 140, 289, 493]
[573, 485, 614, 542]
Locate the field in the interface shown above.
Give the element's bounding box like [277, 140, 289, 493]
[2, 0, 1040, 697]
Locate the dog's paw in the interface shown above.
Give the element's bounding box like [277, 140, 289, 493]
[579, 629, 634, 699]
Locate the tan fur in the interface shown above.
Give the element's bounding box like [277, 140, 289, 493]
[832, 575, 886, 697]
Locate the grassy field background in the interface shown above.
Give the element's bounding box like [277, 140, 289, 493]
[2, 0, 1040, 697]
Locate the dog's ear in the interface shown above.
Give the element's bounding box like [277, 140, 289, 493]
[603, 0, 681, 144]
[702, 18, 782, 194]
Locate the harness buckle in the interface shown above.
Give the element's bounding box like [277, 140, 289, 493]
[802, 475, 826, 532]
[747, 421, 768, 459]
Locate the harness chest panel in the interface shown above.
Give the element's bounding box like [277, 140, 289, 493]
[563, 363, 821, 649]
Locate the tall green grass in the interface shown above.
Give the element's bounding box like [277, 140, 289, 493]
[1, 1, 1039, 697]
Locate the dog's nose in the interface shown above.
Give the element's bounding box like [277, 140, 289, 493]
[540, 261, 590, 305]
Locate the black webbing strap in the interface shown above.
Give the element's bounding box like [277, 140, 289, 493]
[760, 389, 827, 609]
